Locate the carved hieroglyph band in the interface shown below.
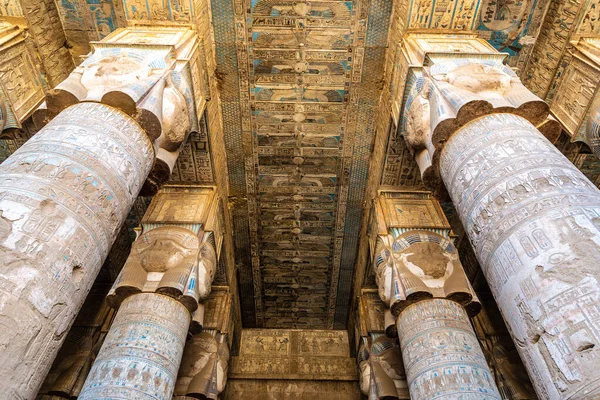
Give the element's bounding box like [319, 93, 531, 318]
[79, 293, 191, 399]
[397, 299, 501, 400]
[441, 113, 600, 399]
[0, 103, 153, 398]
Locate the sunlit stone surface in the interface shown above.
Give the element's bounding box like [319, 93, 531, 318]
[0, 103, 153, 398]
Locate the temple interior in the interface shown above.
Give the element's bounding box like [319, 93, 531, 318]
[2, 0, 600, 399]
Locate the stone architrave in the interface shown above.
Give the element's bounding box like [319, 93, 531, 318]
[79, 187, 220, 399]
[371, 191, 500, 399]
[0, 102, 153, 398]
[399, 35, 600, 399]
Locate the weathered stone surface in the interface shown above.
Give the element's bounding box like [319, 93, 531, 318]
[0, 22, 45, 130]
[230, 329, 357, 381]
[222, 379, 361, 400]
[79, 293, 190, 399]
[358, 335, 408, 399]
[174, 332, 230, 399]
[0, 102, 153, 398]
[398, 299, 501, 400]
[441, 113, 600, 399]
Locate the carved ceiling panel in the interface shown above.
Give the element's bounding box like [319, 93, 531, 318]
[210, 0, 393, 329]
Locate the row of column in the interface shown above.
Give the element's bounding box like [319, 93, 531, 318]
[0, 26, 215, 398]
[391, 35, 600, 399]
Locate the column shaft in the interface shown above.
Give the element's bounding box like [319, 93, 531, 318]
[398, 299, 500, 400]
[440, 113, 600, 398]
[79, 293, 191, 399]
[0, 103, 153, 398]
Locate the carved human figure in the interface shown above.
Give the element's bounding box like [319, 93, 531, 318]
[374, 231, 479, 316]
[173, 332, 230, 399]
[358, 335, 407, 399]
[398, 299, 501, 400]
[107, 226, 216, 312]
[0, 103, 153, 398]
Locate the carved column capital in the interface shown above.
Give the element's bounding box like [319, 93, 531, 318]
[38, 27, 204, 195]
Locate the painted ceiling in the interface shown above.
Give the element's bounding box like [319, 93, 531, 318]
[211, 0, 393, 329]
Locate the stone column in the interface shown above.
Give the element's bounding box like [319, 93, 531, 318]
[370, 192, 501, 400]
[382, 231, 500, 400]
[398, 299, 500, 400]
[440, 113, 600, 398]
[79, 187, 220, 399]
[0, 102, 153, 398]
[79, 293, 191, 399]
[393, 33, 600, 397]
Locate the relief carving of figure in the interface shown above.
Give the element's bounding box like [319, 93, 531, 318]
[173, 332, 229, 400]
[374, 231, 479, 316]
[358, 335, 408, 399]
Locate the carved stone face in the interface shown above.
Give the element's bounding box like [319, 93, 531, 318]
[444, 63, 511, 95]
[159, 83, 190, 152]
[80, 56, 151, 94]
[405, 94, 431, 150]
[398, 241, 456, 289]
[136, 237, 196, 272]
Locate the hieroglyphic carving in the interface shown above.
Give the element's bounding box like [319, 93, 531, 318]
[550, 46, 600, 139]
[106, 226, 217, 313]
[0, 0, 22, 16]
[80, 184, 224, 398]
[53, 0, 123, 60]
[371, 192, 478, 314]
[122, 0, 194, 22]
[212, 0, 393, 328]
[0, 102, 153, 398]
[521, 0, 585, 99]
[398, 299, 501, 399]
[576, 0, 600, 35]
[37, 287, 114, 399]
[229, 329, 357, 380]
[472, 294, 537, 399]
[47, 27, 201, 195]
[222, 380, 361, 399]
[0, 22, 44, 129]
[586, 95, 600, 158]
[20, 0, 75, 87]
[171, 112, 215, 184]
[399, 56, 553, 196]
[375, 230, 480, 316]
[370, 190, 498, 399]
[441, 113, 600, 398]
[476, 0, 549, 68]
[79, 293, 191, 399]
[407, 0, 480, 30]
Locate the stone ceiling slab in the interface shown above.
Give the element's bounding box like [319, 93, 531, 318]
[210, 0, 392, 328]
